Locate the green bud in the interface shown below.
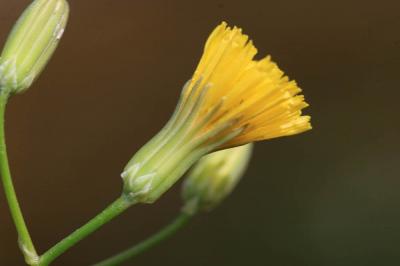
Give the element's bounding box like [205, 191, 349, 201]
[182, 143, 253, 214]
[0, 0, 69, 94]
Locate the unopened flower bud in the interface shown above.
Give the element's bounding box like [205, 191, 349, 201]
[182, 143, 253, 214]
[0, 0, 69, 94]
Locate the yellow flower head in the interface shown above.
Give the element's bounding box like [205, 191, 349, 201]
[180, 21, 311, 148]
[122, 22, 311, 203]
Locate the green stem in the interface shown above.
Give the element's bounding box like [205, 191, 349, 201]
[38, 196, 135, 266]
[0, 91, 39, 264]
[92, 212, 192, 266]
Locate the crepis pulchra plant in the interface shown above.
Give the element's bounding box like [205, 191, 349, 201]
[0, 1, 311, 265]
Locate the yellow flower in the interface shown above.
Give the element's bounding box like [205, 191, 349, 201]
[181, 21, 311, 148]
[122, 22, 311, 203]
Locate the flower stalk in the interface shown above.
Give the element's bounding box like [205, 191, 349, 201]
[92, 212, 192, 266]
[0, 91, 38, 264]
[37, 196, 135, 266]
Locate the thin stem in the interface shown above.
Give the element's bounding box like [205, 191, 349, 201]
[92, 212, 192, 266]
[0, 91, 39, 264]
[38, 196, 135, 266]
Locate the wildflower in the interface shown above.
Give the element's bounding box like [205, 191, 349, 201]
[122, 22, 311, 203]
[0, 0, 69, 94]
[182, 144, 253, 214]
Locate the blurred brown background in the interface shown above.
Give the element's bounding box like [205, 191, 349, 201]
[0, 0, 399, 265]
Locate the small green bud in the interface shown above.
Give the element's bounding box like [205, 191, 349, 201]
[0, 0, 69, 94]
[182, 143, 253, 214]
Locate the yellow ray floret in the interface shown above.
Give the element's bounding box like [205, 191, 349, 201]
[184, 22, 311, 148]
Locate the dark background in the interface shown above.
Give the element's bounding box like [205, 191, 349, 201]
[0, 0, 399, 265]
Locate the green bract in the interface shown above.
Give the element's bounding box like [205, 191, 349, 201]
[121, 79, 243, 204]
[0, 0, 69, 94]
